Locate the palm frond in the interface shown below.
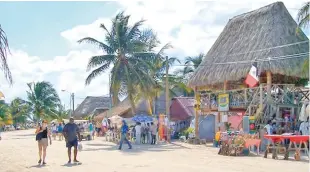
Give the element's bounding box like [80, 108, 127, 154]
[297, 2, 310, 28]
[85, 63, 110, 85]
[77, 37, 114, 54]
[0, 25, 13, 85]
[86, 55, 115, 71]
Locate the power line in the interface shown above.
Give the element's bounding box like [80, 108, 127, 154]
[197, 40, 308, 60]
[170, 52, 309, 66]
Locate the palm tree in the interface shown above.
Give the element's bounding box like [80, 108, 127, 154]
[297, 2, 309, 29]
[174, 53, 204, 96]
[183, 53, 204, 76]
[296, 2, 310, 75]
[78, 12, 162, 113]
[0, 25, 13, 85]
[9, 97, 32, 124]
[53, 105, 70, 122]
[135, 54, 181, 114]
[26, 81, 61, 121]
[0, 101, 12, 125]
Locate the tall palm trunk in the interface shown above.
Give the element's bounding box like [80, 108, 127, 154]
[147, 98, 153, 115]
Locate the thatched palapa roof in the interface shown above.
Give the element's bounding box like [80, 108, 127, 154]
[94, 97, 149, 121]
[73, 96, 111, 119]
[188, 2, 309, 88]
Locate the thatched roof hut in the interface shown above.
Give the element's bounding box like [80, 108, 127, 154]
[93, 97, 149, 121]
[188, 2, 309, 88]
[73, 96, 111, 119]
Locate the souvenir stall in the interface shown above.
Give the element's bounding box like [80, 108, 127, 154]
[187, 2, 309, 158]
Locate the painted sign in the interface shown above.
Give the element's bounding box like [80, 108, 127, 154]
[218, 93, 229, 111]
[249, 116, 256, 134]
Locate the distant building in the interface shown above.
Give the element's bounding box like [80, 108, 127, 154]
[73, 96, 111, 119]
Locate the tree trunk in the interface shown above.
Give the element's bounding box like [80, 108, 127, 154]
[129, 95, 136, 115]
[147, 98, 153, 115]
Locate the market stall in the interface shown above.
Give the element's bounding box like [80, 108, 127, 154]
[264, 134, 309, 160]
[217, 131, 261, 156]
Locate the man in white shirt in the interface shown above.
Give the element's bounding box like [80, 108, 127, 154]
[135, 123, 141, 144]
[299, 117, 309, 135]
[264, 120, 272, 135]
[262, 120, 272, 152]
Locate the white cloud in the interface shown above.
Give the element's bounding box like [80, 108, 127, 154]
[2, 0, 307, 109]
[0, 48, 109, 107]
[61, 0, 307, 59]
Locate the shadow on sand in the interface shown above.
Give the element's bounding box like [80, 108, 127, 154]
[82, 140, 191, 155]
[61, 163, 82, 167]
[28, 164, 45, 168]
[15, 134, 35, 137]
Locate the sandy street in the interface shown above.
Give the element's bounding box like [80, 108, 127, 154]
[0, 129, 308, 172]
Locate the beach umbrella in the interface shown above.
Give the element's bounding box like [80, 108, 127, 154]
[131, 114, 153, 123]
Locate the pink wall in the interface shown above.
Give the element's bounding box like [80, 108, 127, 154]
[228, 112, 244, 130]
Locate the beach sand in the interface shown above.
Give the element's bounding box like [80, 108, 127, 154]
[0, 129, 308, 172]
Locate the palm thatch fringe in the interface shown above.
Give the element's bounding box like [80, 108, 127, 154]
[188, 2, 309, 88]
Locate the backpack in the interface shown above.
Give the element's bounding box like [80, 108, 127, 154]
[35, 127, 43, 141]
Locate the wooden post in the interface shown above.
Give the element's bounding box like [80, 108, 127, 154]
[244, 89, 248, 106]
[266, 71, 272, 101]
[165, 56, 170, 142]
[194, 88, 199, 138]
[260, 84, 263, 108]
[219, 81, 228, 131]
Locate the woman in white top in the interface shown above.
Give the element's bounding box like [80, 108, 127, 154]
[135, 122, 142, 144]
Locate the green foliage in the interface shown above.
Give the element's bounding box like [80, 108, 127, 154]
[52, 105, 70, 122]
[297, 2, 309, 29]
[26, 81, 61, 121]
[78, 11, 164, 112]
[180, 127, 194, 138]
[9, 97, 32, 124]
[225, 122, 232, 131]
[0, 25, 13, 85]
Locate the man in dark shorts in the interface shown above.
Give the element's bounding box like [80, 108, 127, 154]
[63, 117, 81, 163]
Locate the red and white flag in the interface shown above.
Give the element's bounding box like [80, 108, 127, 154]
[245, 62, 259, 88]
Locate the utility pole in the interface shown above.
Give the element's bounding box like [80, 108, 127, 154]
[72, 93, 75, 118]
[109, 73, 112, 118]
[165, 56, 170, 142]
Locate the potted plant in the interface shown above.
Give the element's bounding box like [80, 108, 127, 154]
[225, 122, 232, 131]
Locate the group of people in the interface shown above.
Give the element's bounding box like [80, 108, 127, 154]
[35, 117, 81, 165]
[115, 120, 159, 150]
[51, 122, 64, 141]
[133, 122, 158, 145]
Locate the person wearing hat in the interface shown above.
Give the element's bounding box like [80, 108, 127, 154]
[63, 117, 81, 163]
[35, 119, 52, 165]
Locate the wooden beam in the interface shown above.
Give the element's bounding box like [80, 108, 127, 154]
[266, 71, 272, 101]
[194, 87, 199, 138]
[224, 80, 228, 92]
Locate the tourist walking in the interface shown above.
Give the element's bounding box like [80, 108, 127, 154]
[89, 121, 94, 140]
[35, 120, 52, 165]
[63, 117, 81, 164]
[118, 120, 132, 150]
[57, 123, 64, 141]
[150, 122, 157, 145]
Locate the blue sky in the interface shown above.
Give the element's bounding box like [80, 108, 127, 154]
[0, 2, 119, 58]
[0, 1, 308, 109]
